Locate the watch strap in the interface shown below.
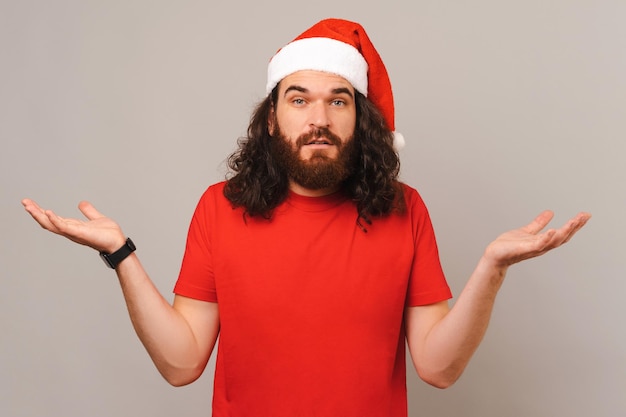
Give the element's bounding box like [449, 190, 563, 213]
[100, 238, 136, 269]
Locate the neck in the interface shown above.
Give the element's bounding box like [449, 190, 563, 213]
[288, 181, 340, 197]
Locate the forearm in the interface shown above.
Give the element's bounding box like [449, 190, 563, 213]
[409, 210, 591, 388]
[114, 254, 211, 385]
[409, 256, 507, 388]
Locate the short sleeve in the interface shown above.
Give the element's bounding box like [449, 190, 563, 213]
[404, 186, 452, 306]
[173, 186, 219, 302]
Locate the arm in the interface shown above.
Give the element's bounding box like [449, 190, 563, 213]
[21, 199, 219, 386]
[406, 210, 591, 389]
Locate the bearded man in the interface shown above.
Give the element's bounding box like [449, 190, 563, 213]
[22, 18, 590, 417]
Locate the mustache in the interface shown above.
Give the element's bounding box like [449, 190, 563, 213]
[295, 127, 343, 148]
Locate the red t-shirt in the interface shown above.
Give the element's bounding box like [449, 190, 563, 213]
[174, 182, 451, 417]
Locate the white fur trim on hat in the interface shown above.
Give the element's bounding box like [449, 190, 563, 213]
[393, 131, 405, 151]
[266, 37, 369, 95]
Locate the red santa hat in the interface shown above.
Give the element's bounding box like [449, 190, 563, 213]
[266, 18, 405, 150]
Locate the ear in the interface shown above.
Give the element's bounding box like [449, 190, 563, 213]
[267, 104, 276, 136]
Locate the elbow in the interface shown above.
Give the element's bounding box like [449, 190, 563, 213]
[159, 364, 205, 387]
[416, 365, 464, 390]
[420, 373, 458, 390]
[165, 373, 199, 387]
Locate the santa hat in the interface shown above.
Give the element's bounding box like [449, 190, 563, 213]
[266, 18, 405, 150]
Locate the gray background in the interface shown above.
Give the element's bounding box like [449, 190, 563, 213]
[2, 1, 624, 416]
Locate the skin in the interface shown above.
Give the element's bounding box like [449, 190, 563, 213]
[405, 210, 590, 387]
[22, 70, 591, 388]
[269, 70, 357, 197]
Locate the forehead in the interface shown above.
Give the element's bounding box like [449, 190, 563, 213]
[278, 70, 355, 94]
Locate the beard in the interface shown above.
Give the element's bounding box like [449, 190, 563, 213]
[270, 124, 357, 191]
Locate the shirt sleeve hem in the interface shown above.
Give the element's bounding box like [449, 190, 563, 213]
[406, 286, 453, 307]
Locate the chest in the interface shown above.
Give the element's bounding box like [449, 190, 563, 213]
[211, 204, 414, 325]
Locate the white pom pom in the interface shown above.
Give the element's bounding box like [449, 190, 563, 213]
[393, 131, 405, 151]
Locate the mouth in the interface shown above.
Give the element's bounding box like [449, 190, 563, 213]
[305, 138, 333, 146]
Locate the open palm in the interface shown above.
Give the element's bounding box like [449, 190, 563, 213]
[484, 210, 591, 269]
[22, 199, 126, 254]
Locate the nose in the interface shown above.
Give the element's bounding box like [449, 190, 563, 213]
[308, 102, 330, 128]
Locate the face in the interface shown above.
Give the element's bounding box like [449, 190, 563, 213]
[269, 70, 358, 195]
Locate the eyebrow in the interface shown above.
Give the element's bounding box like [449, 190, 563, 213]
[283, 85, 354, 99]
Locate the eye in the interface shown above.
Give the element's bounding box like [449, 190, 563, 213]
[331, 99, 346, 106]
[291, 98, 306, 105]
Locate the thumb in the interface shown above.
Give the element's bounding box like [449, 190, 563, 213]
[522, 210, 555, 235]
[78, 201, 105, 220]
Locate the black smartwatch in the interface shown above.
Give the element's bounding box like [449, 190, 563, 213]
[100, 238, 136, 269]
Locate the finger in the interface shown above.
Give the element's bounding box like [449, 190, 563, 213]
[522, 210, 555, 235]
[22, 199, 57, 231]
[559, 212, 592, 245]
[21, 198, 37, 209]
[532, 228, 558, 252]
[78, 201, 105, 221]
[536, 212, 591, 250]
[22, 198, 43, 215]
[44, 209, 77, 235]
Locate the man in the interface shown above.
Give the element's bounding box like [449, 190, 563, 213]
[22, 18, 590, 417]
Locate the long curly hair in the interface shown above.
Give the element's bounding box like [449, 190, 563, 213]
[223, 87, 405, 226]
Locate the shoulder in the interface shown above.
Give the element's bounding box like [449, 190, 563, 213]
[198, 181, 228, 202]
[192, 181, 233, 215]
[207, 180, 227, 195]
[398, 182, 428, 209]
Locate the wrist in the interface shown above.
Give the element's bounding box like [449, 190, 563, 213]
[104, 236, 127, 254]
[100, 237, 136, 269]
[477, 255, 508, 287]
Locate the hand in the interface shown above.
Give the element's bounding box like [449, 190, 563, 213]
[483, 210, 592, 269]
[22, 199, 126, 253]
